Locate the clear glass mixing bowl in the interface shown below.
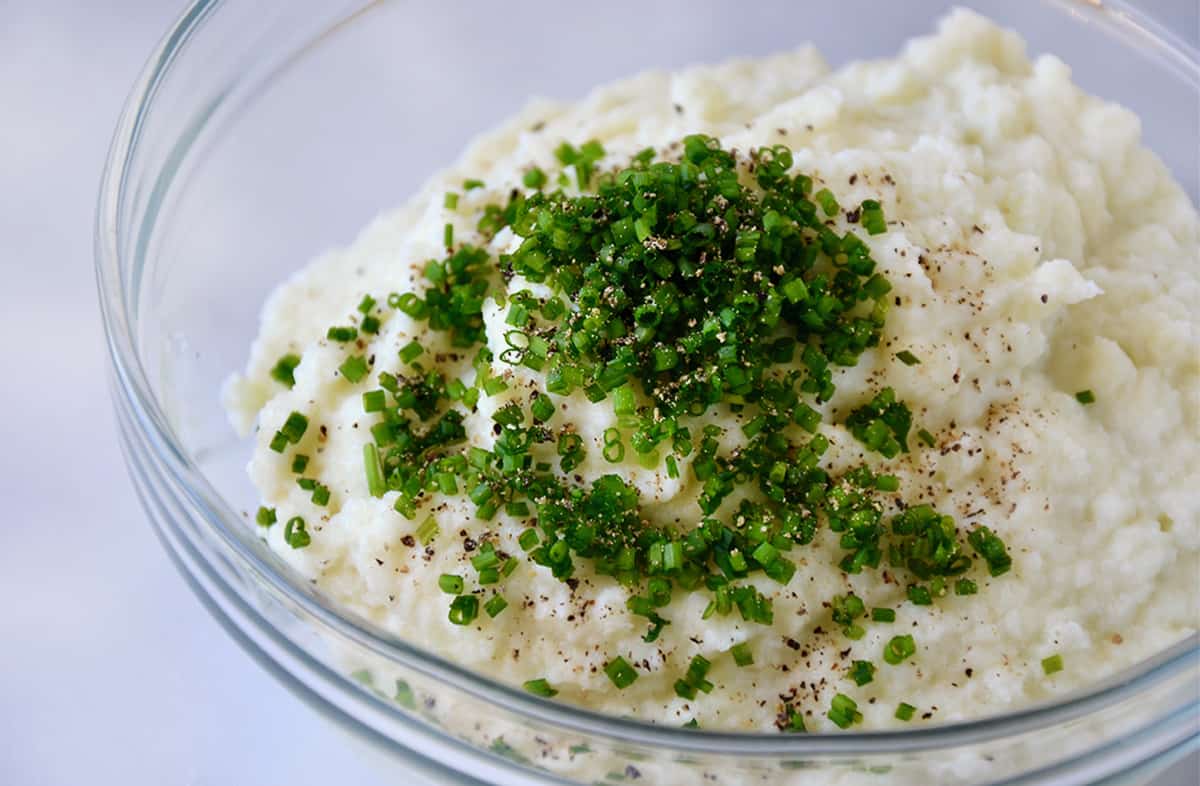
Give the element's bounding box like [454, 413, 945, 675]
[97, 1, 1199, 783]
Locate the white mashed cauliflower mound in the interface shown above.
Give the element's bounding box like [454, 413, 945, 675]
[227, 10, 1198, 733]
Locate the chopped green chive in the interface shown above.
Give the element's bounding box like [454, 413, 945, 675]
[363, 444, 386, 498]
[523, 167, 547, 189]
[462, 178, 484, 191]
[1042, 654, 1064, 675]
[848, 660, 876, 686]
[270, 353, 301, 388]
[283, 516, 310, 549]
[883, 634, 917, 665]
[1075, 389, 1095, 405]
[400, 340, 424, 364]
[362, 390, 387, 413]
[872, 607, 896, 623]
[448, 595, 478, 625]
[255, 506, 276, 527]
[268, 432, 289, 453]
[484, 594, 509, 618]
[895, 702, 916, 722]
[339, 355, 369, 384]
[415, 517, 438, 544]
[281, 412, 309, 443]
[523, 678, 557, 697]
[954, 578, 978, 596]
[438, 574, 464, 594]
[861, 199, 887, 235]
[444, 192, 459, 209]
[291, 454, 309, 474]
[730, 642, 754, 667]
[604, 656, 638, 689]
[327, 326, 358, 342]
[896, 350, 920, 366]
[827, 693, 862, 729]
[917, 428, 937, 447]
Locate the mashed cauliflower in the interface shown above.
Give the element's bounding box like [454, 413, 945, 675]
[227, 9, 1198, 736]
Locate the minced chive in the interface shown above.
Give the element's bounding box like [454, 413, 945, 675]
[255, 506, 276, 527]
[362, 390, 387, 412]
[281, 411, 309, 443]
[438, 574, 464, 594]
[848, 660, 876, 686]
[1075, 390, 1095, 405]
[955, 578, 978, 596]
[444, 222, 454, 248]
[883, 634, 917, 665]
[268, 432, 288, 453]
[363, 444, 386, 498]
[861, 199, 887, 235]
[518, 528, 540, 551]
[483, 377, 508, 396]
[815, 188, 839, 216]
[415, 517, 438, 544]
[448, 595, 479, 625]
[327, 325, 358, 342]
[444, 192, 459, 209]
[875, 474, 900, 492]
[895, 702, 916, 721]
[523, 168, 547, 189]
[484, 594, 509, 618]
[907, 585, 932, 605]
[827, 693, 862, 729]
[270, 353, 301, 388]
[523, 678, 557, 697]
[283, 516, 310, 549]
[400, 340, 424, 364]
[462, 178, 484, 191]
[361, 315, 381, 334]
[872, 607, 895, 623]
[531, 394, 555, 423]
[357, 295, 375, 314]
[604, 656, 638, 689]
[917, 428, 936, 447]
[339, 355, 369, 384]
[1042, 654, 1064, 675]
[477, 567, 499, 584]
[291, 454, 309, 474]
[730, 642, 754, 667]
[311, 483, 330, 506]
[896, 350, 920, 366]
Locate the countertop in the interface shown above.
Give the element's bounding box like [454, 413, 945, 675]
[0, 1, 1195, 784]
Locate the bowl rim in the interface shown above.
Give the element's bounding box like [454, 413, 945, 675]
[96, 0, 1200, 761]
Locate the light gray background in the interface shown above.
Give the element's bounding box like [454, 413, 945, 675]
[0, 1, 1196, 784]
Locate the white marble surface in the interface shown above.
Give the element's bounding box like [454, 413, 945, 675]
[0, 2, 1195, 784]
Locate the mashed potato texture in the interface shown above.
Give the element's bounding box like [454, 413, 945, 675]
[227, 9, 1198, 732]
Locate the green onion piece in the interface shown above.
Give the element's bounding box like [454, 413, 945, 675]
[448, 595, 479, 625]
[484, 594, 509, 618]
[815, 188, 839, 217]
[283, 516, 310, 549]
[861, 199, 887, 235]
[415, 516, 438, 544]
[362, 390, 387, 412]
[281, 411, 309, 443]
[730, 642, 754, 667]
[883, 634, 917, 665]
[895, 702, 916, 722]
[1075, 390, 1095, 405]
[872, 608, 895, 623]
[438, 574, 464, 595]
[363, 444, 386, 498]
[339, 355, 369, 384]
[827, 693, 862, 729]
[311, 483, 330, 506]
[523, 678, 557, 697]
[462, 178, 484, 191]
[444, 192, 459, 209]
[954, 578, 978, 596]
[327, 326, 358, 342]
[848, 660, 876, 686]
[270, 353, 301, 388]
[518, 528, 540, 551]
[530, 393, 555, 423]
[360, 315, 381, 334]
[604, 656, 638, 689]
[917, 428, 937, 447]
[255, 506, 276, 527]
[1042, 654, 1064, 675]
[269, 432, 289, 453]
[443, 222, 454, 249]
[523, 168, 547, 189]
[896, 350, 920, 366]
[400, 340, 424, 364]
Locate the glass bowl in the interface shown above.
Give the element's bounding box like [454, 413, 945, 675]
[97, 1, 1199, 783]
